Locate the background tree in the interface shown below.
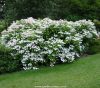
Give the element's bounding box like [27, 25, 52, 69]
[4, 0, 100, 23]
[0, 0, 5, 19]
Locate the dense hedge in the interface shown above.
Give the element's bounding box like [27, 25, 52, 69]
[0, 20, 7, 34]
[0, 17, 99, 70]
[4, 0, 100, 23]
[88, 39, 100, 54]
[0, 44, 22, 74]
[94, 20, 100, 32]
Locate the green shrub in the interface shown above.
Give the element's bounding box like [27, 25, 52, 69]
[87, 39, 100, 54]
[93, 20, 100, 32]
[0, 20, 7, 34]
[66, 15, 82, 21]
[0, 44, 22, 74]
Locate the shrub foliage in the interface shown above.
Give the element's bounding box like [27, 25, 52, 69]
[0, 44, 21, 74]
[0, 17, 99, 70]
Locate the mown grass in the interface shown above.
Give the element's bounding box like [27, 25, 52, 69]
[0, 54, 100, 88]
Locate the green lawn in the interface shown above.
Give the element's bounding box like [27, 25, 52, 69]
[0, 54, 100, 88]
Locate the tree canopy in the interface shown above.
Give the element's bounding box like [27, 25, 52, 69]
[2, 0, 100, 22]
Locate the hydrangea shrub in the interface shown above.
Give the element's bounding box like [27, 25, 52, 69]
[0, 17, 99, 70]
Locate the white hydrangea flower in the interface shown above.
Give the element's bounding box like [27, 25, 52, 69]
[0, 17, 98, 70]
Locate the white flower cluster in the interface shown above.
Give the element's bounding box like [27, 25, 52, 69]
[0, 17, 98, 70]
